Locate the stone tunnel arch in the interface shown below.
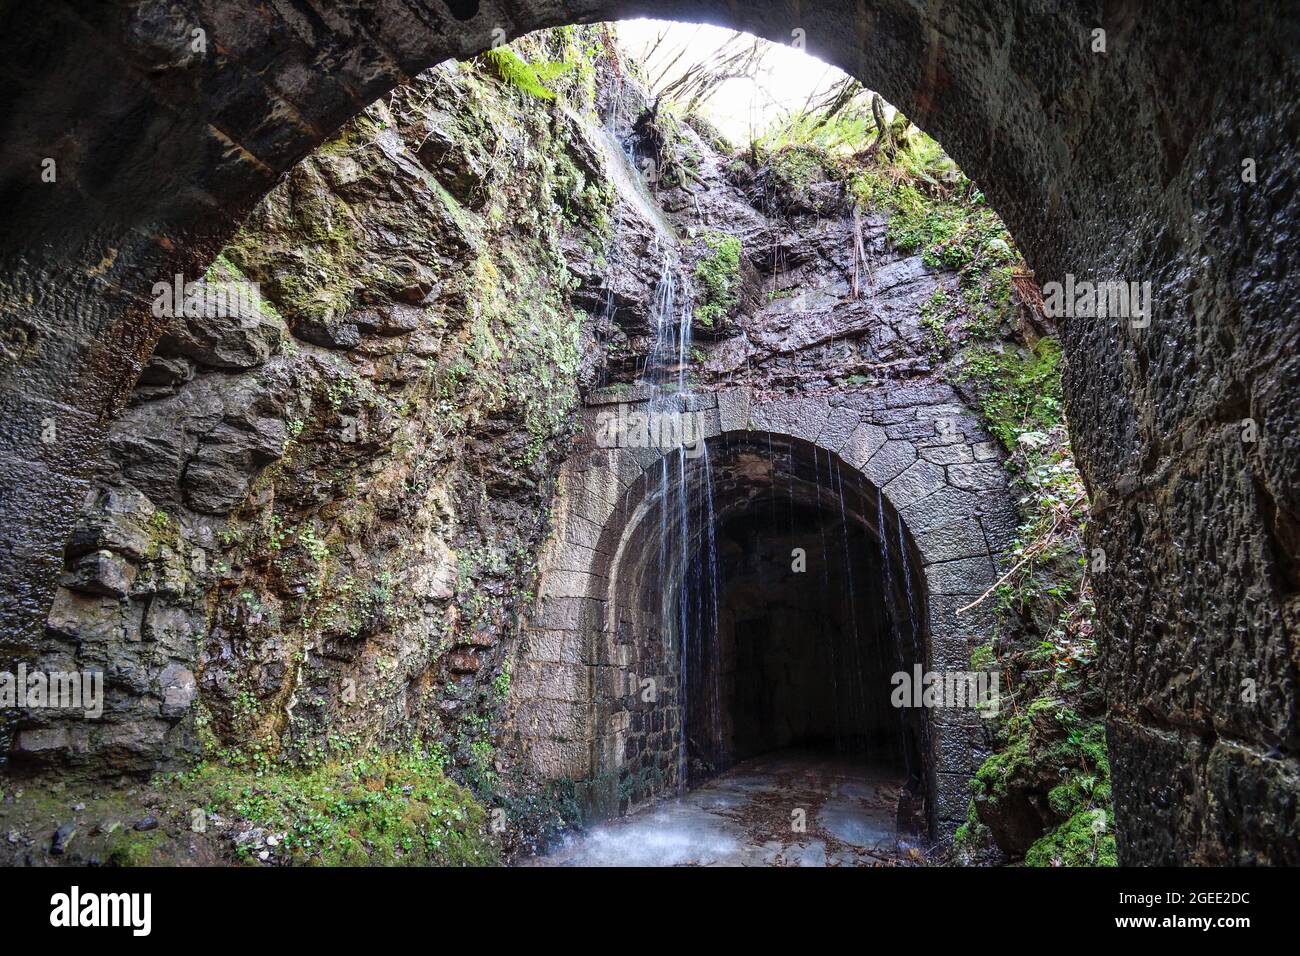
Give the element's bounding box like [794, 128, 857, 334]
[0, 2, 1295, 864]
[0, 0, 1275, 641]
[513, 387, 1016, 837]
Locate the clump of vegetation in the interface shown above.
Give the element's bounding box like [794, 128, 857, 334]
[180, 749, 499, 866]
[954, 423, 1113, 866]
[848, 142, 1015, 272]
[479, 46, 573, 101]
[493, 775, 585, 858]
[965, 701, 1113, 866]
[693, 229, 742, 329]
[1026, 805, 1117, 867]
[748, 86, 1011, 272]
[958, 338, 1063, 450]
[745, 79, 1021, 284]
[959, 264, 1016, 339]
[879, 185, 1013, 271]
[766, 145, 831, 192]
[953, 796, 992, 856]
[146, 508, 179, 558]
[107, 831, 163, 867]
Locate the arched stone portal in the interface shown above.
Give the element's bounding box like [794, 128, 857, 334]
[0, 1, 1295, 864]
[513, 385, 1016, 836]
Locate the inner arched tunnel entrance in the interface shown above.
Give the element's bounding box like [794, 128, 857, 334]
[606, 432, 931, 833]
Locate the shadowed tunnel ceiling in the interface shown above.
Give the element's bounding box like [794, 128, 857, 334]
[0, 1, 1297, 865]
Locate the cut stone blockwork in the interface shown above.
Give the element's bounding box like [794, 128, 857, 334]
[512, 383, 1017, 836]
[0, 0, 1293, 865]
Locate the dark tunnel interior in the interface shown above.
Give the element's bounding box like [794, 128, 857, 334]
[670, 434, 927, 796]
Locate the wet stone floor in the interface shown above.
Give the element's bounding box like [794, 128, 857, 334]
[526, 751, 924, 867]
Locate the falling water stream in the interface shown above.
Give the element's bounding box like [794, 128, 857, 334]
[593, 89, 716, 787]
[534, 90, 926, 866]
[636, 246, 723, 794]
[594, 86, 912, 806]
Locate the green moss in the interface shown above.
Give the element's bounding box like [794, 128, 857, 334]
[1047, 720, 1111, 798]
[480, 47, 573, 101]
[224, 170, 368, 325]
[107, 831, 161, 867]
[146, 509, 180, 558]
[953, 797, 992, 856]
[888, 200, 1012, 269]
[618, 763, 670, 807]
[972, 713, 1034, 801]
[493, 660, 512, 699]
[693, 230, 742, 329]
[960, 264, 1015, 339]
[1046, 764, 1112, 819]
[920, 287, 953, 357]
[958, 337, 1063, 450]
[847, 135, 1015, 272]
[181, 749, 499, 866]
[204, 246, 288, 326]
[769, 146, 828, 192]
[203, 252, 244, 284]
[955, 423, 1105, 865]
[316, 113, 385, 156]
[1025, 807, 1117, 867]
[428, 176, 482, 240]
[850, 166, 918, 211]
[967, 693, 1115, 865]
[552, 152, 614, 229]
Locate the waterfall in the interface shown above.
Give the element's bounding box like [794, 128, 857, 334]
[699, 447, 721, 767]
[878, 493, 916, 782]
[639, 263, 721, 795]
[814, 446, 843, 750]
[596, 98, 719, 796]
[897, 510, 928, 785]
[834, 462, 869, 754]
[897, 512, 920, 659]
[584, 74, 677, 390]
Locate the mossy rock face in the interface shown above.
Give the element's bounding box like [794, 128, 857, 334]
[970, 715, 1062, 855]
[957, 337, 1063, 450]
[692, 230, 742, 330]
[754, 146, 845, 216]
[970, 705, 1114, 862]
[20, 25, 624, 794]
[1025, 807, 1117, 867]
